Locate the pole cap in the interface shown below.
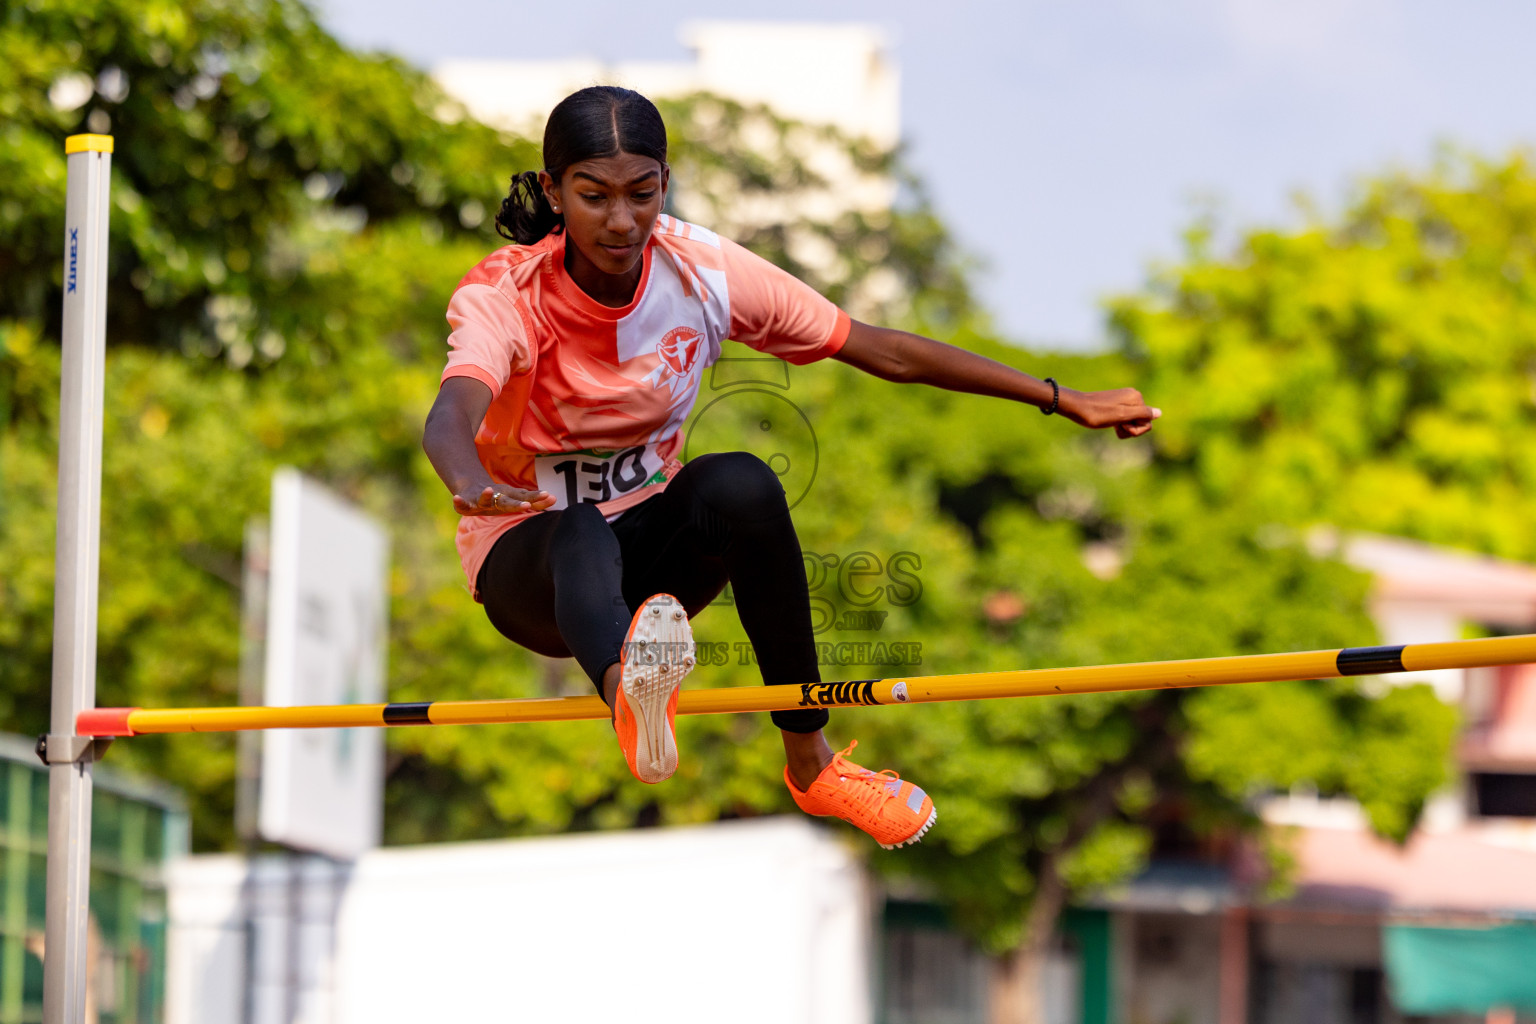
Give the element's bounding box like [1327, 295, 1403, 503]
[64, 134, 114, 154]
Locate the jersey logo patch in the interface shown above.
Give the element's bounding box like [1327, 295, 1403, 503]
[645, 326, 704, 393]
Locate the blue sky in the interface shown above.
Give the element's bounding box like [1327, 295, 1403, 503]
[316, 0, 1536, 349]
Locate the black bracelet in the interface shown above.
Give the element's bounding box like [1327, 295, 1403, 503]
[1040, 377, 1060, 416]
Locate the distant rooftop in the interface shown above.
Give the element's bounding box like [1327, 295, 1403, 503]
[1338, 532, 1536, 627]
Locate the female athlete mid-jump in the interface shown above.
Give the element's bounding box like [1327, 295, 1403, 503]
[422, 86, 1159, 849]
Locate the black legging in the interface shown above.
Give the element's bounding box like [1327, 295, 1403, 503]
[477, 451, 828, 734]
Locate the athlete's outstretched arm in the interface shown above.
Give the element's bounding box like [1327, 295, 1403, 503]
[423, 377, 555, 515]
[832, 320, 1159, 438]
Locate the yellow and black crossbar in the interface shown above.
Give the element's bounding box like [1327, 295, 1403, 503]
[76, 634, 1536, 737]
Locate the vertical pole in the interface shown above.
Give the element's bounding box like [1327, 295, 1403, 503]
[44, 133, 113, 1024]
[236, 518, 268, 1024]
[235, 518, 269, 845]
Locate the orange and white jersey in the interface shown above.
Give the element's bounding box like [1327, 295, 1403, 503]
[440, 215, 851, 594]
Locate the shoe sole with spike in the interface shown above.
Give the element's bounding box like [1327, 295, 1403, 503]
[614, 593, 695, 784]
[880, 807, 938, 850]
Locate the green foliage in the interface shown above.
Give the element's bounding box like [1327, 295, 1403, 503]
[1111, 153, 1536, 559]
[1184, 680, 1458, 841]
[1344, 683, 1460, 840]
[2, 0, 532, 360]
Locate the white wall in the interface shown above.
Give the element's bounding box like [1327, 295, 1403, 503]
[168, 817, 873, 1024]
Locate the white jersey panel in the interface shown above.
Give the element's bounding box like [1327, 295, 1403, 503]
[615, 255, 713, 443]
[614, 255, 697, 363]
[681, 221, 722, 248]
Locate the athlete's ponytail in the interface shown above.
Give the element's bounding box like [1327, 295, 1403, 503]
[496, 170, 561, 245]
[494, 86, 669, 246]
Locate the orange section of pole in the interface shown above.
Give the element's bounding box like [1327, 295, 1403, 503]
[85, 633, 1536, 737]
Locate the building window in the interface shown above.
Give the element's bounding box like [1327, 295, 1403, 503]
[879, 901, 991, 1024]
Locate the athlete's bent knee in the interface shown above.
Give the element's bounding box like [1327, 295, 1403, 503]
[550, 501, 614, 549]
[690, 451, 787, 520]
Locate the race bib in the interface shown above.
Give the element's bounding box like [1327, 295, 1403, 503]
[533, 444, 670, 510]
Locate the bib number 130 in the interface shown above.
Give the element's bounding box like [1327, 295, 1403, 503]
[534, 444, 668, 510]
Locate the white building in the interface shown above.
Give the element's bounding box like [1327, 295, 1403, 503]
[167, 818, 874, 1024]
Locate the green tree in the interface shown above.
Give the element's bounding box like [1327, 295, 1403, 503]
[1111, 153, 1536, 559]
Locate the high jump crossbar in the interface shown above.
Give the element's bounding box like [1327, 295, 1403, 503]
[77, 633, 1536, 737]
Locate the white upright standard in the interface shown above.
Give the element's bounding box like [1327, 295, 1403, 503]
[259, 469, 388, 858]
[42, 134, 113, 1024]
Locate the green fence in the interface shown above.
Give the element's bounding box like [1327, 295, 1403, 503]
[0, 734, 186, 1024]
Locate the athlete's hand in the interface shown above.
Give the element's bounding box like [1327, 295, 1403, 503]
[453, 484, 557, 516]
[1058, 387, 1161, 438]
